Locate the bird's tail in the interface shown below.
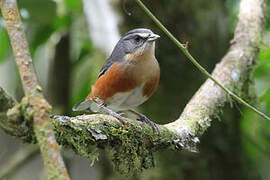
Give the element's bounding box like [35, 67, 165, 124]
[72, 98, 101, 112]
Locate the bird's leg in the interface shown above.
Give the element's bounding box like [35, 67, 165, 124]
[128, 109, 158, 132]
[118, 112, 128, 118]
[98, 103, 127, 124]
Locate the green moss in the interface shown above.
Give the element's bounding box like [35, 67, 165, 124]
[19, 97, 36, 143]
[0, 89, 15, 112]
[107, 125, 155, 175]
[1, 97, 36, 143]
[52, 116, 172, 175]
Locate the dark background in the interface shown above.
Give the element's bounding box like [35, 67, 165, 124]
[0, 0, 270, 179]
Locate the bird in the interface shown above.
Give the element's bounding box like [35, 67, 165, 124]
[72, 28, 160, 131]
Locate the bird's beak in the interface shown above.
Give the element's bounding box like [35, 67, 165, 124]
[147, 33, 160, 42]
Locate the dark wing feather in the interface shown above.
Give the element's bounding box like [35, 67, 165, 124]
[98, 52, 125, 78]
[98, 36, 127, 78]
[98, 57, 115, 78]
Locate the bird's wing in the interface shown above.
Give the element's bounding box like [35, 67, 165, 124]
[73, 58, 123, 112]
[98, 56, 123, 78]
[98, 58, 114, 78]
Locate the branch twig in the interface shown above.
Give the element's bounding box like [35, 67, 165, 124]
[0, 0, 70, 179]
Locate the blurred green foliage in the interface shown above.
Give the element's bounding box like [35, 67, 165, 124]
[240, 10, 270, 177]
[0, 0, 270, 179]
[0, 28, 10, 62]
[255, 48, 270, 115]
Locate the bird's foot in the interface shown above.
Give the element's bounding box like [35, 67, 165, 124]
[119, 112, 128, 118]
[137, 114, 158, 132]
[99, 103, 127, 124]
[128, 109, 158, 132]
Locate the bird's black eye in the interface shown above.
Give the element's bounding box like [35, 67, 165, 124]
[134, 36, 141, 43]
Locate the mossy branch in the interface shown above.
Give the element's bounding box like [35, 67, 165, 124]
[0, 87, 196, 173]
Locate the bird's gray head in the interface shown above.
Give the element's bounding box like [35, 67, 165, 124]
[110, 28, 160, 60]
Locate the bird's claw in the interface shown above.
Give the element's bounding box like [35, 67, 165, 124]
[98, 103, 127, 124]
[113, 113, 128, 125]
[137, 114, 158, 132]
